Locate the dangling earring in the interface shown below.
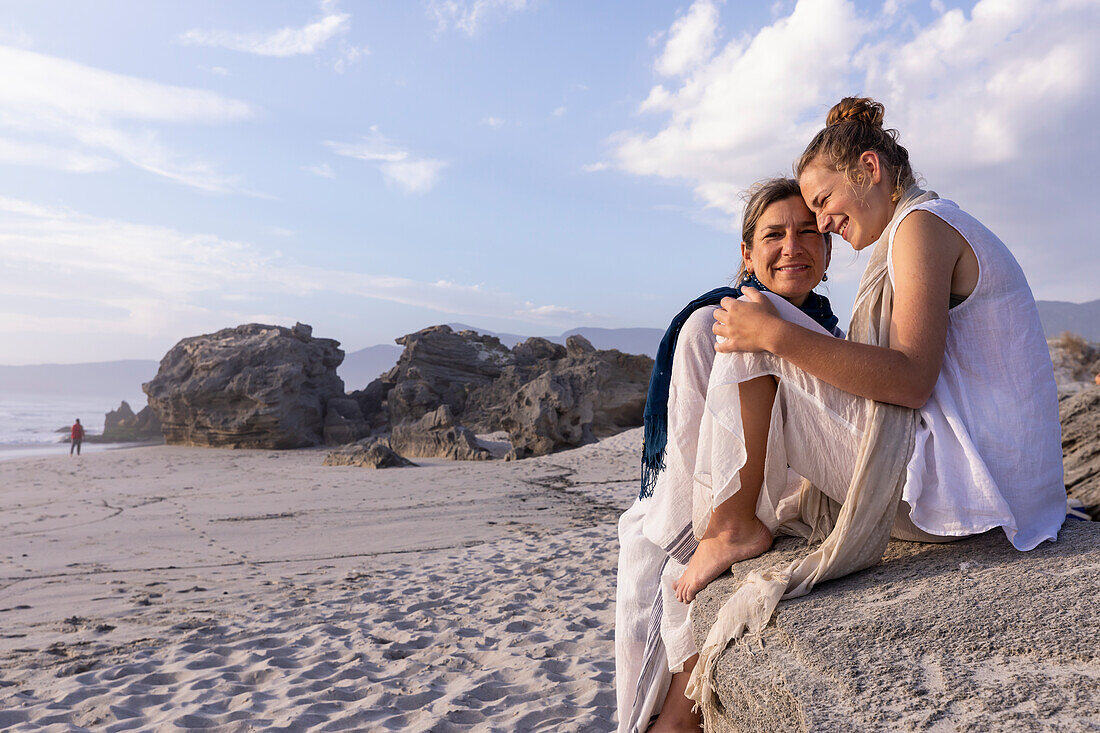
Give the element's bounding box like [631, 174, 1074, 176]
[821, 272, 829, 282]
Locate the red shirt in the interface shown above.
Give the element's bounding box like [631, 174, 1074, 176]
[71, 423, 84, 440]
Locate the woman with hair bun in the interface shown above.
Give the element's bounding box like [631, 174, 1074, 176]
[674, 97, 1065, 724]
[616, 177, 842, 733]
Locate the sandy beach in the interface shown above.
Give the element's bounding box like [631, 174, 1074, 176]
[0, 430, 640, 731]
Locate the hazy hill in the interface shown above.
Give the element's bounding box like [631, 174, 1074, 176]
[1036, 299, 1100, 341]
[0, 359, 158, 400]
[339, 344, 404, 391]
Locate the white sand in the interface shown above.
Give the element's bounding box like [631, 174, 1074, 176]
[0, 429, 641, 731]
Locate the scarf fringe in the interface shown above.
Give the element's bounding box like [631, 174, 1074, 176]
[639, 415, 667, 499]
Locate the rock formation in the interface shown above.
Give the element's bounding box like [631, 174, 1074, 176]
[1048, 331, 1100, 393]
[322, 438, 414, 469]
[384, 325, 512, 426]
[389, 405, 490, 461]
[144, 323, 346, 449]
[692, 520, 1100, 732]
[1061, 386, 1100, 518]
[99, 401, 162, 442]
[349, 325, 654, 460]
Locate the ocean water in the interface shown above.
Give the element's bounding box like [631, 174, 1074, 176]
[0, 391, 147, 461]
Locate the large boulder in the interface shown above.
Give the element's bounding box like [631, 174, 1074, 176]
[144, 322, 345, 448]
[1061, 386, 1100, 518]
[389, 405, 490, 461]
[322, 438, 414, 468]
[496, 345, 652, 460]
[692, 521, 1100, 732]
[385, 325, 514, 425]
[356, 325, 654, 461]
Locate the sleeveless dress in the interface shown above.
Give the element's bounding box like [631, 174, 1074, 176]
[889, 198, 1065, 550]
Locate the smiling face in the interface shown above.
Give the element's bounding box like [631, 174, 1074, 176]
[742, 195, 828, 307]
[798, 153, 896, 251]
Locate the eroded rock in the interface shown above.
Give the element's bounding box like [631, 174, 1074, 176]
[358, 325, 654, 461]
[692, 521, 1100, 732]
[322, 438, 414, 468]
[100, 401, 162, 442]
[144, 322, 345, 448]
[1061, 386, 1100, 518]
[389, 405, 490, 461]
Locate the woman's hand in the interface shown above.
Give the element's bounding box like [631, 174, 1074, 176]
[712, 288, 781, 354]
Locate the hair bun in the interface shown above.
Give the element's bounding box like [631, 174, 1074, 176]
[826, 97, 885, 128]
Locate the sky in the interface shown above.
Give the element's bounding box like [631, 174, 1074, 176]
[0, 0, 1096, 365]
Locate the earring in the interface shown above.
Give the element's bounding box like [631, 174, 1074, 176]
[822, 272, 829, 282]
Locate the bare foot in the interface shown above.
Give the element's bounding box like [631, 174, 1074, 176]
[673, 517, 772, 604]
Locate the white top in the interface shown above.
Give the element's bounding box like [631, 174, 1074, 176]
[887, 198, 1065, 550]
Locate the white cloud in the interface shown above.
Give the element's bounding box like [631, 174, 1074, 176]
[304, 162, 335, 178]
[481, 115, 505, 127]
[326, 127, 447, 193]
[0, 195, 589, 361]
[333, 43, 369, 72]
[655, 0, 721, 77]
[515, 303, 592, 320]
[613, 0, 864, 213]
[609, 0, 1100, 302]
[428, 0, 531, 36]
[180, 10, 350, 57]
[581, 162, 609, 173]
[552, 106, 566, 117]
[0, 44, 253, 192]
[0, 136, 116, 173]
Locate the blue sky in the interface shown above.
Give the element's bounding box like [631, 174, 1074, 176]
[0, 0, 1096, 364]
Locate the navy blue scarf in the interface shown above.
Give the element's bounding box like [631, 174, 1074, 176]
[639, 274, 838, 499]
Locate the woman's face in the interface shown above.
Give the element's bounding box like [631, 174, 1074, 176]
[742, 196, 828, 307]
[798, 154, 894, 251]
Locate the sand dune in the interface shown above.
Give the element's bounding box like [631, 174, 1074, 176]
[0, 430, 641, 731]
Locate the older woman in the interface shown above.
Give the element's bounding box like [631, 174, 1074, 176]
[673, 98, 1065, 727]
[616, 178, 841, 733]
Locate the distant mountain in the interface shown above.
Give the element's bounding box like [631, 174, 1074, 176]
[0, 359, 158, 400]
[339, 344, 403, 391]
[561, 327, 663, 357]
[1036, 300, 1100, 341]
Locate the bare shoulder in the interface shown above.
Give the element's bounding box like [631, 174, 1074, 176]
[893, 210, 966, 259]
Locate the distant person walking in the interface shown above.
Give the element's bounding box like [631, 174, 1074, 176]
[70, 419, 84, 456]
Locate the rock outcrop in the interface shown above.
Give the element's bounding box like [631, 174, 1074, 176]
[350, 325, 653, 460]
[384, 325, 512, 426]
[692, 520, 1100, 732]
[322, 438, 414, 469]
[144, 323, 346, 449]
[1048, 332, 1100, 394]
[99, 401, 162, 442]
[1061, 386, 1100, 519]
[389, 405, 490, 461]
